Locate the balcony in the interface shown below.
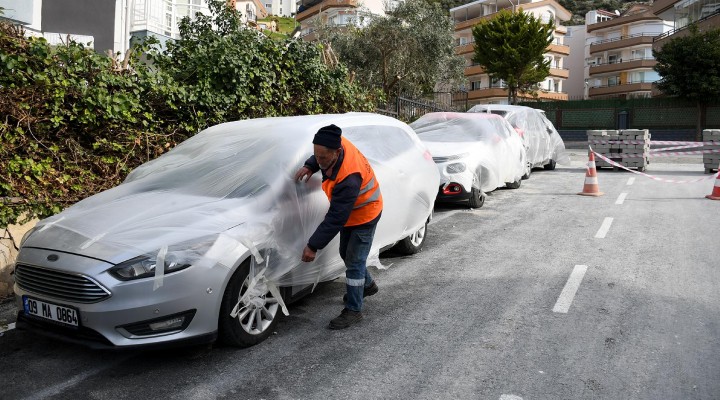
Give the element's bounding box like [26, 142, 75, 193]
[549, 68, 569, 79]
[454, 42, 475, 56]
[537, 91, 569, 101]
[468, 87, 508, 101]
[296, 0, 359, 22]
[589, 58, 657, 75]
[653, 11, 720, 50]
[547, 43, 570, 55]
[467, 87, 568, 101]
[454, 14, 493, 32]
[589, 33, 656, 54]
[588, 82, 654, 97]
[464, 64, 485, 76]
[587, 11, 661, 33]
[652, 0, 678, 15]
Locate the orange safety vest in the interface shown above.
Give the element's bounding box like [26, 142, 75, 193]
[322, 137, 383, 227]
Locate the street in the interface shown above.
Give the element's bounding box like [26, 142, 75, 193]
[1, 150, 719, 400]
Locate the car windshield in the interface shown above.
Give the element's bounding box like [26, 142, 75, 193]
[123, 125, 298, 199]
[412, 115, 508, 143]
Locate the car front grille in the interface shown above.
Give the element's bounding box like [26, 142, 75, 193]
[14, 264, 111, 303]
[432, 154, 465, 164]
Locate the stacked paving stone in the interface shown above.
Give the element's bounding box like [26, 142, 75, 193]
[587, 129, 649, 171]
[703, 129, 720, 174]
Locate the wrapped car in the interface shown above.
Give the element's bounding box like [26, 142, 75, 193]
[467, 104, 568, 174]
[410, 112, 526, 208]
[13, 113, 439, 348]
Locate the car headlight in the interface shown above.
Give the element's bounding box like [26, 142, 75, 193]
[446, 162, 467, 174]
[19, 227, 39, 248]
[110, 254, 191, 281]
[109, 237, 216, 281]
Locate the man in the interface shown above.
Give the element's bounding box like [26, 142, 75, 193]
[295, 124, 382, 329]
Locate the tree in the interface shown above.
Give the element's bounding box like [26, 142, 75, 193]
[0, 1, 375, 229]
[329, 0, 466, 101]
[471, 9, 554, 104]
[653, 26, 720, 140]
[149, 0, 375, 130]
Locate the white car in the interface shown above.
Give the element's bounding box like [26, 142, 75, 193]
[410, 112, 526, 208]
[14, 113, 439, 349]
[467, 104, 568, 174]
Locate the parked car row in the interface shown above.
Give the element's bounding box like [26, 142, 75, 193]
[13, 108, 566, 349]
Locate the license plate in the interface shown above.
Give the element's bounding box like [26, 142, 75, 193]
[23, 296, 79, 327]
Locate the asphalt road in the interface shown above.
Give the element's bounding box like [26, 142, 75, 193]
[1, 151, 719, 400]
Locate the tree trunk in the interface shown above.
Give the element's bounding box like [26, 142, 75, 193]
[696, 102, 705, 141]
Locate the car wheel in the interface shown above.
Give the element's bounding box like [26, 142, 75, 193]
[219, 258, 281, 347]
[506, 178, 521, 189]
[522, 163, 532, 180]
[468, 187, 485, 208]
[393, 220, 428, 255]
[544, 159, 556, 170]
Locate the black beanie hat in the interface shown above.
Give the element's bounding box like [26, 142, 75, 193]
[313, 124, 342, 149]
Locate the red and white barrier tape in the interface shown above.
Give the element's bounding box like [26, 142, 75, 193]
[589, 140, 720, 145]
[608, 149, 720, 158]
[590, 149, 719, 184]
[649, 144, 704, 152]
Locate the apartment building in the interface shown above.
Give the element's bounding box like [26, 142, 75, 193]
[0, 0, 42, 34]
[585, 5, 672, 99]
[450, 0, 571, 105]
[653, 0, 720, 51]
[261, 0, 296, 17]
[562, 24, 586, 99]
[0, 0, 117, 51]
[229, 0, 268, 27]
[295, 0, 399, 41]
[129, 0, 211, 48]
[0, 0, 215, 54]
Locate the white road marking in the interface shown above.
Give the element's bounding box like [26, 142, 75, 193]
[615, 192, 628, 205]
[0, 322, 15, 333]
[20, 355, 133, 400]
[428, 210, 462, 226]
[595, 217, 614, 239]
[627, 177, 635, 186]
[500, 395, 524, 400]
[553, 265, 589, 313]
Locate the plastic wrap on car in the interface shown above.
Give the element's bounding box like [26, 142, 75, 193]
[410, 112, 527, 193]
[24, 113, 440, 315]
[467, 105, 569, 167]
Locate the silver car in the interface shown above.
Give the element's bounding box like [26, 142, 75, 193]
[467, 104, 568, 174]
[411, 112, 526, 209]
[13, 113, 439, 349]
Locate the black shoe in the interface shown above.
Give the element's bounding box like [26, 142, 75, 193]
[342, 281, 379, 303]
[328, 308, 363, 330]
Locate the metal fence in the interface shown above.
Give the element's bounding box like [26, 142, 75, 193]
[520, 98, 720, 131]
[377, 91, 469, 122]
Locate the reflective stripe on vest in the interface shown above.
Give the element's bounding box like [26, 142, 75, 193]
[353, 185, 381, 209]
[321, 137, 383, 227]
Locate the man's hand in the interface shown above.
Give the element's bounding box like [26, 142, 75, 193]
[295, 166, 313, 182]
[301, 245, 316, 262]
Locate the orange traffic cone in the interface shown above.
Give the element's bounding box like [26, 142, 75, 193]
[706, 171, 720, 200]
[578, 150, 604, 197]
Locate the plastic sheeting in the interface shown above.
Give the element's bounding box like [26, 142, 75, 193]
[467, 105, 569, 167]
[410, 112, 526, 194]
[22, 113, 439, 305]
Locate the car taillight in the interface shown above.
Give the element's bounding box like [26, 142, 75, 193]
[443, 183, 462, 195]
[423, 150, 433, 161]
